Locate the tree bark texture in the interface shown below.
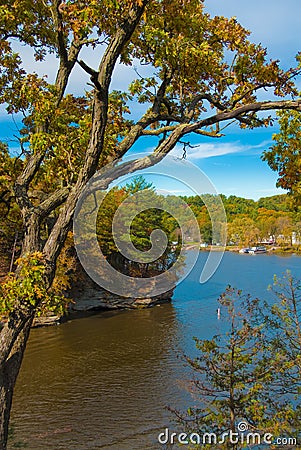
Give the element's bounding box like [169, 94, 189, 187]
[0, 314, 34, 449]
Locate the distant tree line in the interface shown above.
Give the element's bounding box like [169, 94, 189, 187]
[182, 193, 300, 247]
[1, 186, 300, 286]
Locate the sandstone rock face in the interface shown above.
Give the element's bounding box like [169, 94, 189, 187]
[33, 313, 62, 327]
[67, 266, 174, 312]
[33, 269, 174, 326]
[69, 284, 173, 312]
[32, 286, 173, 327]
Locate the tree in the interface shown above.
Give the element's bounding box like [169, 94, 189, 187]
[175, 285, 301, 449]
[256, 208, 280, 243]
[257, 194, 291, 213]
[264, 273, 301, 401]
[259, 273, 301, 443]
[227, 215, 259, 247]
[262, 110, 301, 204]
[173, 288, 272, 449]
[224, 195, 257, 219]
[96, 178, 180, 277]
[276, 215, 293, 246]
[197, 206, 213, 244]
[1, 0, 301, 447]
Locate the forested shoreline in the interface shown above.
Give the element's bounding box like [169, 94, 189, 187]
[1, 187, 300, 302]
[184, 192, 301, 248]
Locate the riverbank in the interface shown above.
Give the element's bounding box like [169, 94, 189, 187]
[198, 244, 301, 255]
[0, 267, 175, 328]
[1, 245, 300, 329]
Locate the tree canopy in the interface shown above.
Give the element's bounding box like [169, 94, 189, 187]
[262, 110, 301, 204]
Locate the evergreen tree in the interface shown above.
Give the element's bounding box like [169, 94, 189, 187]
[175, 284, 301, 449]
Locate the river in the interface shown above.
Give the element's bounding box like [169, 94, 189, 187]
[8, 252, 301, 449]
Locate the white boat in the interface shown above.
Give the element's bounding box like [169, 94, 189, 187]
[239, 248, 251, 253]
[248, 246, 267, 254]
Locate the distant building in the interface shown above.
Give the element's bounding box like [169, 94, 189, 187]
[292, 232, 301, 245]
[260, 236, 275, 245]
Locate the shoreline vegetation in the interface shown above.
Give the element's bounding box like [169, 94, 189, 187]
[189, 243, 301, 255]
[1, 191, 301, 328]
[1, 192, 299, 281]
[2, 246, 298, 329]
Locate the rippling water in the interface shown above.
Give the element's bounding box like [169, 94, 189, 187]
[8, 252, 301, 449]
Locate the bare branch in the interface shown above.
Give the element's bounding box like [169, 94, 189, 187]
[77, 59, 98, 78]
[182, 99, 301, 135]
[152, 69, 173, 114]
[185, 93, 227, 120]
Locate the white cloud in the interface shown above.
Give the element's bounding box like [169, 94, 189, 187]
[255, 188, 286, 195]
[170, 139, 272, 160]
[156, 188, 186, 195]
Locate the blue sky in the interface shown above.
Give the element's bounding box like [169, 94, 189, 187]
[130, 1, 301, 199]
[1, 1, 300, 200]
[193, 0, 301, 199]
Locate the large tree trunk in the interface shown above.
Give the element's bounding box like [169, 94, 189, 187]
[0, 4, 150, 447]
[0, 313, 34, 449]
